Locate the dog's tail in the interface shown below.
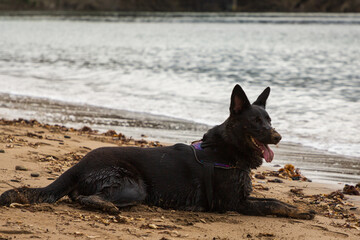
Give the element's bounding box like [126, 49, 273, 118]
[0, 166, 78, 206]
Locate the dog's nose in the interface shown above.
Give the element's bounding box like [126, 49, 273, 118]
[271, 130, 282, 144]
[273, 134, 282, 143]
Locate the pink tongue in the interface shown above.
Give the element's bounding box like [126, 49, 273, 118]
[259, 145, 274, 163]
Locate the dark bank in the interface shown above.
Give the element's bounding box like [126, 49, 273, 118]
[1, 0, 360, 12]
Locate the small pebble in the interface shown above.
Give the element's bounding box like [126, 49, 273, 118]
[15, 165, 28, 171]
[148, 223, 158, 229]
[31, 172, 40, 177]
[0, 149, 5, 153]
[268, 178, 283, 183]
[10, 179, 21, 182]
[47, 177, 56, 180]
[105, 130, 117, 136]
[255, 174, 265, 179]
[64, 135, 71, 139]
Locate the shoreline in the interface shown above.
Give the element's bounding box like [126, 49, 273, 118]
[1, 91, 359, 159]
[1, 0, 360, 13]
[2, 93, 360, 185]
[0, 119, 360, 239]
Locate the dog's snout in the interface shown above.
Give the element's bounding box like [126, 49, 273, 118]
[273, 134, 282, 143]
[271, 130, 282, 144]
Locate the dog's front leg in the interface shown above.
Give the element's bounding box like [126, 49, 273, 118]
[237, 197, 315, 220]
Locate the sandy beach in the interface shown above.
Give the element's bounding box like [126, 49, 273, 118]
[0, 119, 360, 240]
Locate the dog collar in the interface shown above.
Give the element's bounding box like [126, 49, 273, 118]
[190, 141, 237, 169]
[191, 141, 203, 150]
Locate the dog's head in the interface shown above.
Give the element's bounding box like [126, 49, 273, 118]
[226, 84, 281, 164]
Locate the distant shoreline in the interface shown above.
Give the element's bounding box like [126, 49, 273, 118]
[1, 11, 360, 16]
[1, 0, 360, 13]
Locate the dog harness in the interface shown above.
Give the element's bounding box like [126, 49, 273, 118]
[190, 141, 238, 209]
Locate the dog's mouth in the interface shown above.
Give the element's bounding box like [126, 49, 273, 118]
[250, 136, 274, 163]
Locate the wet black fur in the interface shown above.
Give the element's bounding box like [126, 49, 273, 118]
[0, 85, 315, 219]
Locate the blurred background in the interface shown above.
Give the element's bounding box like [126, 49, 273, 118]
[0, 0, 359, 183]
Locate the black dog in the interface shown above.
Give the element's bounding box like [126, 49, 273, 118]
[0, 85, 314, 219]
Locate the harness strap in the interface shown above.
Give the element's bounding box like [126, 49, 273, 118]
[190, 144, 214, 209]
[190, 141, 251, 210]
[190, 141, 243, 210]
[203, 162, 214, 209]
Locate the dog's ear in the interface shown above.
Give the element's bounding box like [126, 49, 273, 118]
[230, 84, 250, 114]
[253, 87, 270, 108]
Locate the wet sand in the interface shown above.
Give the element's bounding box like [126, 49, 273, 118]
[0, 119, 360, 239]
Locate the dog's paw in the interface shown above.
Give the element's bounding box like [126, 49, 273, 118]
[290, 209, 316, 220]
[102, 202, 120, 214]
[77, 195, 120, 214]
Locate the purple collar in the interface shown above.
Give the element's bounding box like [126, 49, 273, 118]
[191, 140, 203, 150]
[190, 141, 237, 169]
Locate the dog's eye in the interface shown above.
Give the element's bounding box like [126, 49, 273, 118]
[266, 116, 272, 122]
[255, 117, 262, 123]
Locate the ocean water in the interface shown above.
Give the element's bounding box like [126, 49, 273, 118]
[0, 13, 359, 183]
